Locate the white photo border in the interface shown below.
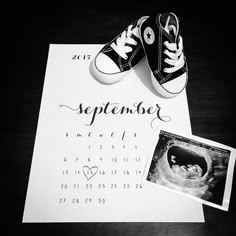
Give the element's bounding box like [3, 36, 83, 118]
[142, 129, 236, 211]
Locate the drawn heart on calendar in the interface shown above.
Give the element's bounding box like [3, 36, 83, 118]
[83, 165, 98, 181]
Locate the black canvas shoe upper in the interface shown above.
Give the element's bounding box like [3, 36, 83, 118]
[97, 17, 146, 73]
[140, 12, 187, 85]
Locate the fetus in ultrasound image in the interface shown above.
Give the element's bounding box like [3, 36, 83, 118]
[147, 131, 230, 206]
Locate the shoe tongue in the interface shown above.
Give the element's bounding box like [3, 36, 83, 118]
[160, 13, 179, 40]
[133, 16, 149, 39]
[131, 25, 139, 38]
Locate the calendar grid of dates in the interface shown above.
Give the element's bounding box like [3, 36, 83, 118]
[57, 130, 147, 206]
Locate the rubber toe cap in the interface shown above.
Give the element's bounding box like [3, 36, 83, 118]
[95, 53, 120, 74]
[162, 72, 187, 94]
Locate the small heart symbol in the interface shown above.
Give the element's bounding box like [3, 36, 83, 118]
[83, 166, 98, 181]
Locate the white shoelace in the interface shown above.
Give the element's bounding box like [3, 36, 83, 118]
[110, 24, 138, 60]
[163, 36, 185, 73]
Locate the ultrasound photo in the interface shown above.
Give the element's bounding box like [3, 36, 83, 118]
[145, 130, 235, 210]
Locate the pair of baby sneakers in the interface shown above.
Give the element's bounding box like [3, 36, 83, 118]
[91, 12, 188, 98]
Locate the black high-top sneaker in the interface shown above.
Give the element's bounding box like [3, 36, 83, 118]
[91, 16, 148, 84]
[139, 12, 188, 98]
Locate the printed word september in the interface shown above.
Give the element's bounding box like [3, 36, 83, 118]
[59, 101, 171, 127]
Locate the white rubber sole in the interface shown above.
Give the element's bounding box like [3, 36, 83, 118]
[151, 72, 188, 98]
[91, 57, 127, 84]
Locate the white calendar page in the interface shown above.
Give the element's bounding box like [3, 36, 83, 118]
[23, 44, 204, 222]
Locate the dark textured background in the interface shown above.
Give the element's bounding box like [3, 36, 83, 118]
[3, 2, 236, 235]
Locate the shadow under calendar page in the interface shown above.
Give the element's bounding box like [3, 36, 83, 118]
[23, 44, 204, 222]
